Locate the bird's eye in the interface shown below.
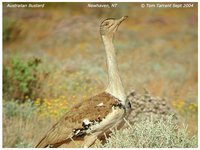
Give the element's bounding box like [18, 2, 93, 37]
[104, 22, 109, 26]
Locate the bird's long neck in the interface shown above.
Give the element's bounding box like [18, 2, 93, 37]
[102, 35, 126, 104]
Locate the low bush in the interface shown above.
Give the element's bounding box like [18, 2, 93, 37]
[3, 57, 43, 101]
[97, 115, 197, 148]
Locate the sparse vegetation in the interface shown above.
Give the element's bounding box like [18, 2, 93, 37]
[3, 100, 197, 148]
[3, 100, 55, 147]
[3, 2, 197, 148]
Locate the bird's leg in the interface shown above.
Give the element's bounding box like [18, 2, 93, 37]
[83, 132, 100, 148]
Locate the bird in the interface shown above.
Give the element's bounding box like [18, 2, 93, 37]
[35, 16, 131, 148]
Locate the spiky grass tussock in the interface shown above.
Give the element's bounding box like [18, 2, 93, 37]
[97, 115, 197, 148]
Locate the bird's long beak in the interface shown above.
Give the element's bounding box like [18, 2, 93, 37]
[116, 16, 128, 25]
[114, 16, 128, 32]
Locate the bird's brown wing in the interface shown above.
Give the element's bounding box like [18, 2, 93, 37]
[36, 92, 118, 148]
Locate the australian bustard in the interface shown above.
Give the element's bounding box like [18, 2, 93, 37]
[35, 16, 131, 148]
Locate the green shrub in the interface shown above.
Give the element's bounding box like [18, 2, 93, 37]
[97, 115, 197, 148]
[3, 57, 42, 101]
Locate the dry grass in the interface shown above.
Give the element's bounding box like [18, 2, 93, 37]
[3, 100, 54, 147]
[3, 2, 198, 147]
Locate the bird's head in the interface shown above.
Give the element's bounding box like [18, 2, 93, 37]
[100, 16, 128, 37]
